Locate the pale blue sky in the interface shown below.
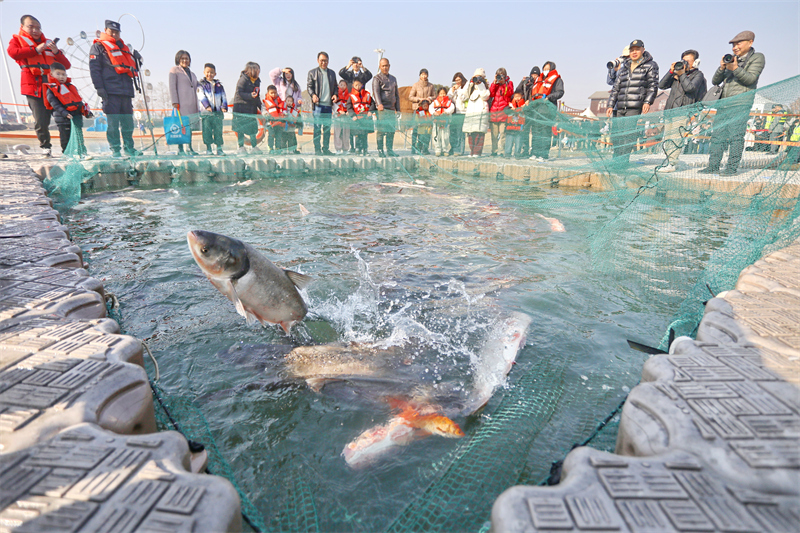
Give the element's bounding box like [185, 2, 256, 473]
[2, 0, 799, 109]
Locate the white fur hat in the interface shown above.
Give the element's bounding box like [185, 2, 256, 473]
[472, 68, 486, 78]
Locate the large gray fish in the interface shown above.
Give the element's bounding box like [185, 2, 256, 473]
[187, 230, 311, 334]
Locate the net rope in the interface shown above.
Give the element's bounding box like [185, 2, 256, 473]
[61, 73, 800, 532]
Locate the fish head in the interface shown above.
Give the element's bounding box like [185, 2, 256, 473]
[187, 230, 249, 279]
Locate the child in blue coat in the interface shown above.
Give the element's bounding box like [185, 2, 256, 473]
[197, 63, 228, 155]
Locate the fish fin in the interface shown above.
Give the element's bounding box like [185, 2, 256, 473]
[279, 321, 293, 335]
[285, 270, 313, 290]
[306, 377, 329, 393]
[226, 280, 249, 320]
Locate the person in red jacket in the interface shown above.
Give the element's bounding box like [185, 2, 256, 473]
[263, 85, 285, 153]
[489, 68, 514, 157]
[7, 15, 71, 157]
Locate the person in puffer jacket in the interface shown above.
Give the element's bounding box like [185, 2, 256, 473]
[606, 39, 659, 164]
[488, 68, 514, 156]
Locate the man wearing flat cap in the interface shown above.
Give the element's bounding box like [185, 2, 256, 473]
[700, 30, 765, 175]
[90, 20, 141, 157]
[606, 39, 659, 165]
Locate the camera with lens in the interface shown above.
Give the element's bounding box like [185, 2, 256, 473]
[472, 76, 484, 84]
[673, 60, 685, 71]
[723, 54, 735, 64]
[607, 58, 621, 69]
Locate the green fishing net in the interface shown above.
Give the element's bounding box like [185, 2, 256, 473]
[71, 74, 800, 532]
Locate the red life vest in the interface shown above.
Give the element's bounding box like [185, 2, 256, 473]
[349, 90, 372, 115]
[43, 77, 85, 114]
[416, 108, 431, 117]
[336, 87, 349, 115]
[506, 98, 527, 131]
[531, 70, 560, 100]
[263, 95, 284, 126]
[283, 104, 300, 130]
[13, 30, 58, 77]
[92, 33, 137, 77]
[432, 95, 452, 115]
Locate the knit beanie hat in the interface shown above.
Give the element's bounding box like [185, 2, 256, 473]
[472, 68, 486, 78]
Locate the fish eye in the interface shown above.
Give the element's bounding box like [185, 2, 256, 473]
[200, 247, 208, 254]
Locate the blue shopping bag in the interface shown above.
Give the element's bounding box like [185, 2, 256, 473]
[164, 109, 191, 145]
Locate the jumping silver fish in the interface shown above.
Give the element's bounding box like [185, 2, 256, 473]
[187, 230, 311, 333]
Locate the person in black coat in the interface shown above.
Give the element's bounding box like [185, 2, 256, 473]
[339, 57, 372, 152]
[232, 62, 262, 153]
[657, 49, 707, 171]
[307, 51, 339, 155]
[89, 19, 140, 157]
[606, 39, 659, 165]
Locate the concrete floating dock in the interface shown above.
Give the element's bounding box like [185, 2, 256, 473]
[0, 158, 241, 530]
[492, 239, 800, 532]
[0, 267, 105, 320]
[0, 313, 153, 454]
[0, 423, 241, 532]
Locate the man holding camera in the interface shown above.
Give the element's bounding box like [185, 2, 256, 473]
[90, 20, 141, 158]
[338, 57, 372, 90]
[339, 57, 372, 153]
[657, 49, 707, 172]
[700, 31, 765, 175]
[8, 15, 71, 157]
[606, 40, 659, 165]
[606, 46, 630, 88]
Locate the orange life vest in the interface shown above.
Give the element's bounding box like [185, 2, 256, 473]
[530, 70, 560, 100]
[336, 87, 349, 115]
[349, 90, 372, 115]
[506, 98, 527, 131]
[13, 30, 58, 77]
[432, 95, 452, 116]
[263, 95, 284, 127]
[416, 107, 432, 134]
[93, 33, 137, 77]
[43, 76, 85, 114]
[283, 104, 300, 130]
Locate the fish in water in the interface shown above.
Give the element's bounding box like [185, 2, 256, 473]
[342, 312, 531, 467]
[214, 180, 255, 195]
[187, 230, 312, 334]
[536, 213, 566, 232]
[342, 398, 464, 468]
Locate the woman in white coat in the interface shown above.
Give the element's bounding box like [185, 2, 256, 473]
[461, 68, 490, 157]
[169, 50, 200, 155]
